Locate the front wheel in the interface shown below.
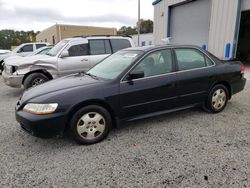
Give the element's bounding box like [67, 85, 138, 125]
[23, 73, 49, 89]
[70, 105, 112, 145]
[0, 60, 4, 74]
[205, 84, 229, 113]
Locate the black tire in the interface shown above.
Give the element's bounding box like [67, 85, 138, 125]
[23, 73, 49, 89]
[70, 105, 112, 145]
[0, 60, 4, 74]
[205, 84, 229, 113]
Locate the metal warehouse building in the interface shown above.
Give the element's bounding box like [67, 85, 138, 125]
[132, 33, 154, 46]
[36, 24, 117, 45]
[153, 0, 250, 63]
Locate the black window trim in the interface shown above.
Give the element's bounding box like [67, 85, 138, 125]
[108, 39, 114, 54]
[120, 47, 216, 83]
[104, 39, 112, 54]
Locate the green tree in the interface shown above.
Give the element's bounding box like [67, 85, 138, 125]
[139, 19, 153, 34]
[117, 26, 137, 36]
[117, 19, 153, 36]
[0, 30, 38, 49]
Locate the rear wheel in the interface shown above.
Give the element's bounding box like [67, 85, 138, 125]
[205, 84, 229, 113]
[23, 73, 49, 89]
[70, 105, 112, 145]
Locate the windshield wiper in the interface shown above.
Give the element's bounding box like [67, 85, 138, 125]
[47, 52, 53, 56]
[78, 70, 86, 76]
[77, 71, 98, 79]
[85, 72, 99, 80]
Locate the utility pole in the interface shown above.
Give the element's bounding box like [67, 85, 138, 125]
[137, 0, 140, 46]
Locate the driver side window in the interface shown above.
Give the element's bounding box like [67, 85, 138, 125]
[68, 44, 89, 57]
[19, 45, 33, 53]
[133, 49, 173, 78]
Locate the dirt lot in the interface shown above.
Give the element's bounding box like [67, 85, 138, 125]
[0, 71, 249, 187]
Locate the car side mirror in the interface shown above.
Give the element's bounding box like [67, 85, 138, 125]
[60, 50, 69, 58]
[128, 70, 144, 80]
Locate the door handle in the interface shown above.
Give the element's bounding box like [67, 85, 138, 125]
[81, 59, 88, 62]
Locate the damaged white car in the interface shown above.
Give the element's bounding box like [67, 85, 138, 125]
[2, 36, 134, 89]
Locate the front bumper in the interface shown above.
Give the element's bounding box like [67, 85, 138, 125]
[2, 71, 24, 88]
[16, 110, 67, 138]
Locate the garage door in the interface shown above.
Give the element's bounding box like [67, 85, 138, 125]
[170, 0, 211, 46]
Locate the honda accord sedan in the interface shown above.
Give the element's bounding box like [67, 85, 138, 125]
[15, 45, 246, 144]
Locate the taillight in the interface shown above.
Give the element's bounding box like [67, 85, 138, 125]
[240, 64, 245, 74]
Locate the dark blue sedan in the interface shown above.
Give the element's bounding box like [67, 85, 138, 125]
[16, 45, 246, 144]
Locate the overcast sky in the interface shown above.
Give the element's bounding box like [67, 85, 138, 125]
[0, 0, 154, 32]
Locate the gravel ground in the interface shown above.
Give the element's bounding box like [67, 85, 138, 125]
[0, 72, 249, 188]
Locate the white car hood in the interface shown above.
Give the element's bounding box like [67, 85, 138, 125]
[0, 52, 13, 61]
[4, 54, 53, 66]
[4, 55, 23, 62]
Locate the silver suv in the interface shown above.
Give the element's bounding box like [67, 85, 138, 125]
[2, 36, 134, 89]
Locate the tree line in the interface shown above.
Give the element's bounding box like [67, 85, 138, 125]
[0, 30, 39, 50]
[118, 19, 153, 36]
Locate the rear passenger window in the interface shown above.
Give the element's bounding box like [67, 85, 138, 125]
[36, 44, 46, 49]
[89, 40, 106, 55]
[68, 44, 89, 56]
[175, 49, 206, 71]
[110, 39, 131, 53]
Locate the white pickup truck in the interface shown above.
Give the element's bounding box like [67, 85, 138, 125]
[0, 42, 49, 73]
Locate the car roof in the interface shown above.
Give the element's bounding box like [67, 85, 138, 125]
[22, 42, 48, 45]
[18, 42, 49, 47]
[64, 36, 132, 42]
[124, 44, 204, 52]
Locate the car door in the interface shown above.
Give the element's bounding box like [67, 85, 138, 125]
[57, 42, 91, 76]
[174, 48, 216, 107]
[119, 48, 178, 120]
[87, 39, 111, 69]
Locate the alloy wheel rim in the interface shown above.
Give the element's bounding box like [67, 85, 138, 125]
[76, 112, 106, 140]
[32, 78, 45, 86]
[212, 89, 226, 110]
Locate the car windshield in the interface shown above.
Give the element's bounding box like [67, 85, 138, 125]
[87, 50, 142, 79]
[12, 45, 22, 53]
[47, 40, 69, 56]
[29, 47, 49, 56]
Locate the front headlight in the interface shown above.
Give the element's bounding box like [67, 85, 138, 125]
[5, 65, 17, 74]
[23, 103, 58, 114]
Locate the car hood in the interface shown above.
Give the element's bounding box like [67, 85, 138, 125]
[3, 55, 23, 62]
[4, 54, 51, 66]
[0, 53, 13, 61]
[21, 74, 102, 102]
